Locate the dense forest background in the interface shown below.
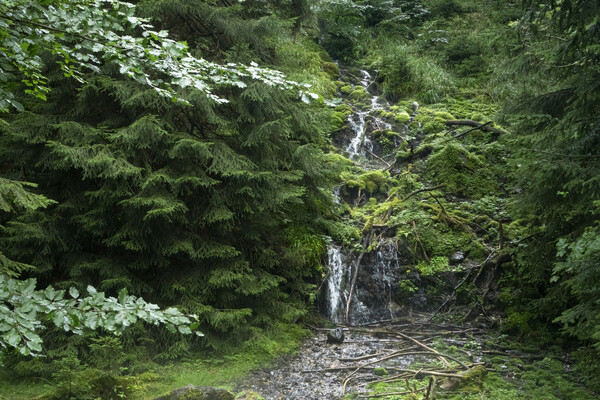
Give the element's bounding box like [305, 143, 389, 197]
[0, 0, 599, 399]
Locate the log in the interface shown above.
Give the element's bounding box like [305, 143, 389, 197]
[444, 120, 508, 135]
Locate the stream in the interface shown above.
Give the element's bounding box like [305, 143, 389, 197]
[235, 69, 481, 399]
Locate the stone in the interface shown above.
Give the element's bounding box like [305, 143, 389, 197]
[235, 390, 265, 400]
[154, 384, 235, 400]
[326, 327, 345, 344]
[450, 251, 465, 264]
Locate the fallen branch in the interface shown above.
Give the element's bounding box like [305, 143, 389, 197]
[403, 185, 446, 201]
[445, 119, 508, 135]
[397, 332, 469, 369]
[358, 388, 426, 398]
[345, 233, 372, 324]
[365, 148, 393, 169]
[381, 369, 464, 381]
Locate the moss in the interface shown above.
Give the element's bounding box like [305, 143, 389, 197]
[394, 110, 411, 123]
[372, 367, 388, 376]
[322, 61, 340, 78]
[425, 143, 497, 198]
[459, 365, 487, 390]
[335, 103, 353, 116]
[349, 87, 368, 101]
[340, 85, 353, 94]
[235, 390, 266, 400]
[434, 111, 455, 120]
[334, 80, 345, 88]
[422, 117, 447, 134]
[470, 112, 486, 122]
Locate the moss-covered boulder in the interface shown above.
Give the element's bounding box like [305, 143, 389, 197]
[154, 385, 235, 400]
[349, 86, 368, 101]
[394, 110, 411, 123]
[340, 85, 353, 94]
[425, 143, 497, 198]
[235, 390, 266, 400]
[323, 61, 340, 78]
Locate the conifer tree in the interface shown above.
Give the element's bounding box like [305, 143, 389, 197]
[1, 0, 340, 351]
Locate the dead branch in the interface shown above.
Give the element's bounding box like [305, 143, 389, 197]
[403, 185, 446, 201]
[345, 232, 372, 324]
[358, 388, 426, 398]
[444, 120, 508, 135]
[365, 148, 393, 169]
[396, 332, 469, 369]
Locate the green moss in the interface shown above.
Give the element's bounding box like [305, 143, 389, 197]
[335, 103, 353, 115]
[372, 367, 388, 376]
[340, 85, 353, 94]
[394, 110, 411, 123]
[422, 117, 447, 134]
[434, 111, 456, 120]
[235, 390, 266, 400]
[426, 143, 497, 198]
[334, 80, 345, 88]
[349, 87, 368, 101]
[322, 61, 340, 78]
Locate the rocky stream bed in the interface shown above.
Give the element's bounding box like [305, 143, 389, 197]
[235, 316, 491, 399]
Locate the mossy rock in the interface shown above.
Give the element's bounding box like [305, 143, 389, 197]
[470, 112, 486, 122]
[335, 103, 353, 115]
[459, 365, 488, 390]
[334, 80, 345, 88]
[154, 385, 235, 400]
[372, 367, 388, 376]
[322, 61, 340, 78]
[422, 117, 447, 134]
[426, 143, 497, 198]
[434, 111, 455, 120]
[235, 390, 265, 400]
[394, 110, 411, 124]
[340, 85, 353, 94]
[349, 88, 368, 101]
[330, 112, 347, 129]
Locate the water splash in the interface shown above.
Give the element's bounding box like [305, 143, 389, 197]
[324, 239, 402, 325]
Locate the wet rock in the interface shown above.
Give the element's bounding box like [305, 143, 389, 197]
[154, 384, 234, 400]
[235, 390, 265, 400]
[450, 251, 465, 264]
[327, 327, 345, 344]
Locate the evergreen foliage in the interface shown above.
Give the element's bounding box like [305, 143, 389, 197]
[1, 0, 341, 358]
[497, 0, 600, 346]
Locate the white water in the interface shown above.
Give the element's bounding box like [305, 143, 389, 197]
[345, 70, 393, 161]
[326, 244, 348, 323]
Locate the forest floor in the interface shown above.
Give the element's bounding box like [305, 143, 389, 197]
[232, 315, 597, 400]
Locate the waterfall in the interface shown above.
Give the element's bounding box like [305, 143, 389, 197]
[324, 239, 402, 325]
[325, 244, 348, 323]
[345, 70, 393, 161]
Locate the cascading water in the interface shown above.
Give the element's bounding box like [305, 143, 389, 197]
[323, 238, 402, 325]
[345, 70, 395, 162]
[325, 244, 348, 323]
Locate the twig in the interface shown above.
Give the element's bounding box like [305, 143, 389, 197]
[403, 185, 446, 201]
[358, 388, 426, 398]
[444, 120, 508, 135]
[397, 332, 469, 369]
[345, 233, 372, 324]
[365, 148, 392, 169]
[429, 267, 476, 321]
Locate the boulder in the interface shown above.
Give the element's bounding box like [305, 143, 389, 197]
[154, 384, 235, 400]
[326, 327, 345, 344]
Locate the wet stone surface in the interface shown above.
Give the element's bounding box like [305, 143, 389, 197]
[234, 324, 445, 400]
